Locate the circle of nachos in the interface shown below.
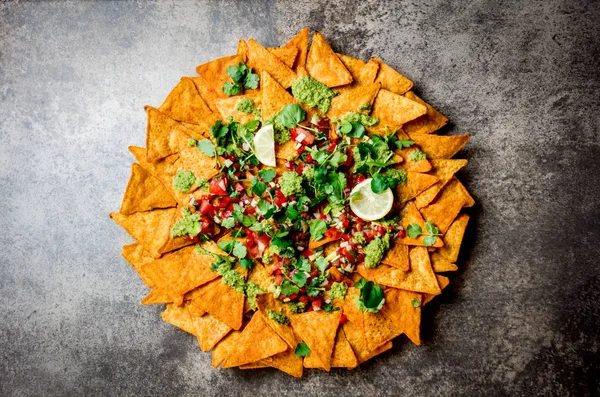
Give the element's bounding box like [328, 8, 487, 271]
[111, 28, 473, 377]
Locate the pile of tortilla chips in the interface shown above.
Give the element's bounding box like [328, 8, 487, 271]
[111, 28, 473, 377]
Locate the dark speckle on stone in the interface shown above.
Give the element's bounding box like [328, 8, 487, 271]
[1, 0, 599, 396]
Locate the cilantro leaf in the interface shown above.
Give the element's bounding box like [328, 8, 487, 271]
[197, 139, 216, 157]
[245, 119, 260, 132]
[295, 257, 311, 272]
[291, 271, 308, 287]
[395, 138, 415, 148]
[329, 151, 348, 168]
[406, 223, 422, 238]
[221, 218, 235, 229]
[257, 198, 275, 219]
[339, 120, 352, 134]
[258, 169, 277, 182]
[217, 240, 235, 252]
[243, 70, 260, 90]
[239, 258, 253, 270]
[223, 81, 242, 96]
[425, 221, 438, 235]
[251, 177, 266, 196]
[371, 173, 389, 194]
[355, 279, 385, 312]
[308, 219, 327, 241]
[286, 205, 299, 220]
[312, 150, 329, 164]
[314, 256, 329, 273]
[294, 342, 311, 357]
[277, 104, 306, 129]
[346, 122, 365, 138]
[232, 241, 247, 259]
[423, 235, 437, 247]
[226, 64, 244, 83]
[280, 279, 299, 295]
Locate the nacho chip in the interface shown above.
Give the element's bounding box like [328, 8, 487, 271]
[384, 288, 422, 345]
[275, 139, 298, 160]
[308, 235, 339, 250]
[159, 77, 213, 124]
[195, 54, 243, 94]
[328, 82, 381, 119]
[145, 106, 192, 162]
[188, 75, 224, 114]
[256, 293, 296, 349]
[212, 329, 243, 368]
[141, 287, 172, 305]
[430, 252, 458, 272]
[373, 57, 413, 95]
[395, 201, 443, 247]
[395, 171, 440, 205]
[140, 246, 194, 304]
[288, 310, 341, 371]
[362, 303, 402, 351]
[283, 27, 310, 75]
[261, 70, 296, 120]
[120, 163, 177, 215]
[335, 53, 365, 79]
[221, 312, 288, 368]
[371, 89, 427, 125]
[422, 275, 450, 306]
[358, 246, 441, 294]
[247, 262, 272, 292]
[214, 95, 257, 125]
[306, 31, 353, 87]
[161, 302, 197, 335]
[415, 159, 468, 208]
[268, 45, 299, 69]
[342, 321, 393, 364]
[179, 146, 219, 181]
[396, 147, 433, 173]
[381, 241, 409, 271]
[121, 242, 155, 287]
[406, 133, 470, 159]
[177, 241, 223, 297]
[355, 58, 381, 86]
[420, 178, 473, 233]
[260, 348, 303, 378]
[331, 328, 359, 369]
[247, 38, 297, 89]
[438, 214, 469, 262]
[110, 207, 178, 258]
[402, 91, 448, 134]
[190, 311, 232, 352]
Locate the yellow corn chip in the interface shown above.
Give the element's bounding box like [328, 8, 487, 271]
[331, 328, 359, 369]
[222, 312, 288, 368]
[190, 311, 232, 352]
[355, 58, 381, 86]
[179, 146, 219, 181]
[438, 214, 469, 262]
[260, 348, 303, 378]
[268, 45, 298, 69]
[288, 310, 341, 371]
[121, 242, 155, 287]
[282, 27, 310, 75]
[395, 171, 440, 205]
[256, 293, 296, 349]
[247, 262, 272, 292]
[415, 159, 468, 208]
[384, 288, 422, 345]
[381, 240, 409, 271]
[328, 82, 381, 119]
[110, 207, 178, 258]
[159, 77, 213, 124]
[407, 133, 470, 159]
[362, 303, 402, 351]
[186, 299, 206, 317]
[373, 57, 413, 95]
[141, 287, 172, 305]
[402, 91, 448, 134]
[188, 75, 224, 114]
[261, 70, 296, 120]
[430, 252, 458, 272]
[335, 53, 365, 78]
[306, 31, 353, 87]
[422, 275, 450, 306]
[358, 246, 441, 294]
[247, 38, 297, 89]
[396, 147, 433, 173]
[214, 95, 257, 125]
[342, 321, 393, 364]
[176, 241, 223, 297]
[161, 302, 197, 335]
[145, 106, 192, 162]
[420, 178, 472, 233]
[195, 54, 243, 94]
[308, 235, 339, 250]
[394, 201, 443, 247]
[139, 246, 194, 304]
[275, 140, 298, 160]
[371, 89, 427, 125]
[212, 328, 243, 368]
[120, 163, 177, 215]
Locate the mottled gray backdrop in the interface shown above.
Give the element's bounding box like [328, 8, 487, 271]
[1, 1, 599, 396]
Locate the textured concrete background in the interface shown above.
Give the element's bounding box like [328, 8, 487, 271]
[1, 0, 599, 396]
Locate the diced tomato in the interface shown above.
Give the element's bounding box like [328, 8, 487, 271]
[245, 205, 256, 215]
[306, 154, 313, 163]
[312, 299, 322, 310]
[339, 314, 348, 324]
[299, 295, 309, 303]
[398, 229, 406, 238]
[319, 213, 327, 219]
[234, 182, 245, 192]
[289, 294, 298, 301]
[247, 244, 259, 259]
[324, 227, 342, 240]
[210, 177, 228, 195]
[199, 199, 213, 215]
[297, 145, 306, 154]
[284, 161, 295, 170]
[274, 274, 284, 286]
[296, 162, 305, 175]
[256, 234, 271, 246]
[291, 127, 315, 145]
[200, 216, 211, 232]
[301, 249, 312, 258]
[355, 175, 366, 184]
[328, 142, 337, 152]
[375, 225, 386, 235]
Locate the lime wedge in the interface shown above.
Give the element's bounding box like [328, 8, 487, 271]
[349, 178, 394, 221]
[253, 125, 276, 167]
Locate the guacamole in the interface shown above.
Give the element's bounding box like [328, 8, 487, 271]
[364, 233, 391, 268]
[291, 76, 337, 113]
[170, 207, 200, 238]
[328, 282, 348, 300]
[279, 171, 304, 197]
[267, 309, 290, 325]
[409, 149, 426, 162]
[173, 169, 196, 193]
[342, 111, 379, 127]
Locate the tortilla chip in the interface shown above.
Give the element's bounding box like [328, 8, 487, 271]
[145, 106, 192, 162]
[371, 89, 427, 125]
[110, 207, 178, 258]
[288, 310, 341, 371]
[275, 139, 298, 160]
[261, 70, 296, 120]
[331, 328, 359, 369]
[188, 75, 224, 114]
[260, 348, 304, 377]
[402, 91, 448, 134]
[186, 299, 207, 317]
[308, 235, 339, 250]
[190, 311, 232, 352]
[268, 46, 298, 69]
[159, 77, 213, 124]
[362, 303, 402, 351]
[256, 293, 296, 349]
[139, 246, 194, 304]
[179, 146, 219, 181]
[328, 82, 381, 119]
[239, 362, 269, 370]
[422, 275, 450, 306]
[161, 302, 197, 335]
[373, 57, 413, 95]
[121, 242, 155, 287]
[355, 58, 381, 86]
[177, 241, 223, 297]
[358, 246, 441, 294]
[306, 31, 353, 87]
[396, 147, 433, 173]
[247, 38, 297, 89]
[384, 288, 422, 345]
[214, 95, 257, 125]
[406, 133, 470, 159]
[283, 27, 309, 75]
[415, 159, 468, 208]
[212, 328, 243, 368]
[342, 321, 393, 364]
[395, 171, 440, 205]
[381, 241, 409, 271]
[141, 287, 172, 305]
[247, 262, 272, 292]
[394, 201, 442, 247]
[420, 178, 472, 233]
[120, 163, 177, 215]
[195, 54, 243, 94]
[222, 312, 288, 368]
[438, 214, 469, 262]
[335, 53, 365, 79]
[430, 252, 458, 272]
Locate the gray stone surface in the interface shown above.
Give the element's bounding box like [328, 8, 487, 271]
[1, 0, 599, 395]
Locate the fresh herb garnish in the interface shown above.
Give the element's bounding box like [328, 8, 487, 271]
[294, 342, 311, 357]
[406, 221, 442, 246]
[222, 62, 259, 96]
[354, 278, 385, 313]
